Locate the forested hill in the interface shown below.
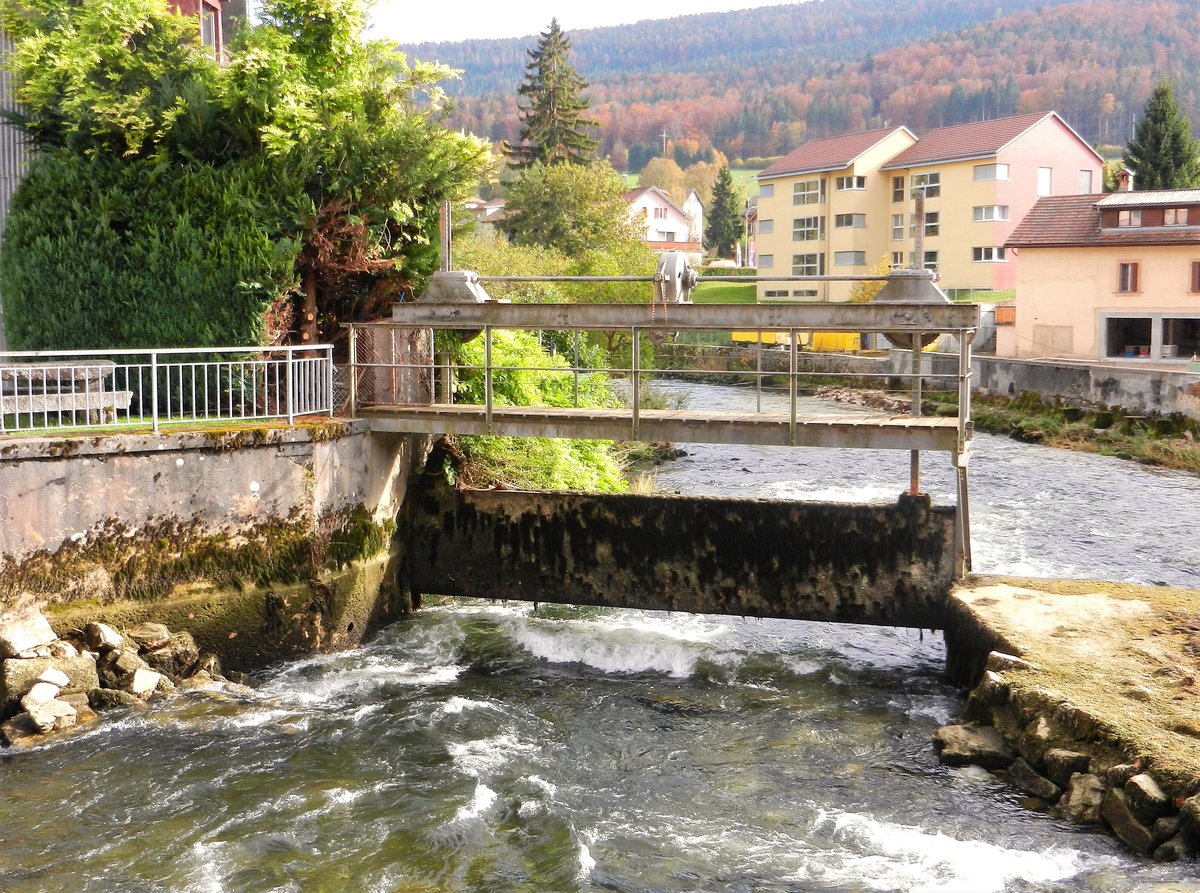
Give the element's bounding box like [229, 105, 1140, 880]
[398, 0, 1200, 168]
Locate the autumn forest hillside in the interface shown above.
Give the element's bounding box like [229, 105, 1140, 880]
[400, 0, 1200, 168]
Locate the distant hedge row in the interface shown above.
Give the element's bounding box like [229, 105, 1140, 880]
[1, 152, 299, 350]
[697, 266, 757, 278]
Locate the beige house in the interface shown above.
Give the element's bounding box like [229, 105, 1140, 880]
[1001, 190, 1200, 363]
[754, 112, 1104, 303]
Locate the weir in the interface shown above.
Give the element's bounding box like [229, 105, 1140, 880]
[353, 255, 980, 622]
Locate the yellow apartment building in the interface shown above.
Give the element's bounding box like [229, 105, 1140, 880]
[1001, 190, 1200, 363]
[754, 112, 1105, 304]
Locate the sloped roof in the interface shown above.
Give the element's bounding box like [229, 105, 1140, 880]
[759, 126, 915, 179]
[622, 185, 687, 215]
[1097, 189, 1200, 208]
[881, 111, 1101, 170]
[1006, 194, 1200, 248]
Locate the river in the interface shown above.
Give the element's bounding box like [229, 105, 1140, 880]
[1, 382, 1199, 892]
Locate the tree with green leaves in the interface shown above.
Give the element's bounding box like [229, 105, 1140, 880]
[1122, 79, 1200, 191]
[0, 0, 489, 349]
[703, 165, 742, 259]
[499, 160, 640, 256]
[504, 19, 598, 168]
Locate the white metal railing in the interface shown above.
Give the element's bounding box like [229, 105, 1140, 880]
[0, 345, 334, 434]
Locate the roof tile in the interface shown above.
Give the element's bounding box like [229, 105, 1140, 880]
[881, 112, 1053, 169]
[759, 127, 913, 179]
[1006, 194, 1200, 248]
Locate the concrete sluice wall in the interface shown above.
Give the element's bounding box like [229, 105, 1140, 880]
[404, 483, 958, 629]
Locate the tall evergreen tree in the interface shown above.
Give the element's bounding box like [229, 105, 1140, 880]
[505, 19, 598, 168]
[703, 166, 742, 259]
[1122, 79, 1200, 191]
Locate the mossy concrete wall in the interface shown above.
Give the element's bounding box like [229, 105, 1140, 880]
[0, 422, 421, 669]
[404, 483, 957, 628]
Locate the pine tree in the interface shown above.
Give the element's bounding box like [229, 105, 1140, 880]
[703, 166, 742, 259]
[505, 19, 599, 168]
[1122, 79, 1200, 191]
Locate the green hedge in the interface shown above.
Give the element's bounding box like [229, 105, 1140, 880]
[0, 152, 300, 350]
[698, 265, 757, 277]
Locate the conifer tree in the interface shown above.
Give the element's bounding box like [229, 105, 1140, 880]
[1122, 79, 1200, 191]
[703, 165, 742, 259]
[505, 19, 598, 167]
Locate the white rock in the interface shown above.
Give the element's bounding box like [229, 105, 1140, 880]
[47, 640, 79, 659]
[22, 681, 61, 707]
[83, 622, 123, 652]
[25, 698, 77, 734]
[127, 668, 165, 699]
[37, 668, 71, 688]
[0, 597, 58, 659]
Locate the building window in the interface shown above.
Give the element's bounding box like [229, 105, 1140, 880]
[909, 211, 939, 237]
[1037, 166, 1053, 197]
[763, 289, 789, 298]
[890, 251, 905, 268]
[792, 289, 818, 298]
[793, 179, 825, 205]
[792, 253, 825, 277]
[792, 216, 824, 241]
[973, 205, 1009, 222]
[653, 207, 667, 219]
[973, 163, 1010, 181]
[758, 254, 774, 270]
[892, 176, 904, 202]
[834, 213, 866, 228]
[1079, 170, 1094, 194]
[200, 7, 217, 50]
[759, 183, 774, 199]
[1118, 262, 1139, 292]
[758, 219, 774, 235]
[1191, 261, 1200, 292]
[1118, 210, 1142, 228]
[834, 251, 866, 266]
[909, 250, 939, 272]
[972, 246, 1007, 262]
[835, 175, 866, 190]
[1165, 208, 1189, 226]
[910, 172, 940, 198]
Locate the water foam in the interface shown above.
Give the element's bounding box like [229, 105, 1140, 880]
[454, 782, 497, 822]
[447, 733, 539, 778]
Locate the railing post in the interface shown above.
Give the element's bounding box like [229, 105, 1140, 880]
[631, 327, 640, 440]
[348, 325, 359, 418]
[909, 337, 923, 495]
[756, 332, 763, 414]
[286, 345, 295, 425]
[484, 325, 493, 432]
[573, 331, 580, 408]
[788, 328, 797, 445]
[151, 350, 160, 434]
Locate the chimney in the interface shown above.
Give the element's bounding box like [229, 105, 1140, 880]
[1119, 168, 1136, 192]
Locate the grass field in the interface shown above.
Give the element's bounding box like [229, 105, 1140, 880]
[691, 280, 757, 303]
[623, 168, 763, 196]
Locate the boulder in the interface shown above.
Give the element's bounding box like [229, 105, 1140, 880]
[986, 651, 1035, 673]
[47, 640, 78, 660]
[21, 682, 61, 708]
[0, 597, 57, 659]
[1180, 794, 1200, 843]
[932, 723, 1015, 769]
[141, 632, 200, 681]
[37, 667, 71, 689]
[1017, 716, 1054, 767]
[1061, 773, 1104, 824]
[25, 698, 77, 734]
[1101, 788, 1156, 854]
[125, 622, 171, 652]
[1, 654, 100, 715]
[126, 668, 165, 699]
[1043, 749, 1091, 788]
[83, 622, 123, 652]
[1124, 773, 1170, 825]
[0, 713, 41, 748]
[1154, 834, 1195, 863]
[88, 688, 145, 711]
[976, 670, 1010, 706]
[193, 652, 223, 679]
[1105, 762, 1141, 787]
[96, 649, 149, 690]
[1008, 757, 1062, 802]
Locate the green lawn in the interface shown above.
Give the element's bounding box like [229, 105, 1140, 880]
[691, 280, 757, 303]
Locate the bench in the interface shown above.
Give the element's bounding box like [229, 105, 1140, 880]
[0, 361, 133, 426]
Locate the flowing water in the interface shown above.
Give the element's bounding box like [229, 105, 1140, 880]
[2, 382, 1199, 892]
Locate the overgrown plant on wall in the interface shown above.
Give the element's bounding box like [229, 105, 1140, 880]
[0, 0, 489, 350]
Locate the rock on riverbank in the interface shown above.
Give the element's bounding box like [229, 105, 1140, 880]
[937, 576, 1200, 861]
[0, 597, 245, 748]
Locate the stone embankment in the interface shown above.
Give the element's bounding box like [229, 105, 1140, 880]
[937, 577, 1200, 862]
[0, 595, 250, 748]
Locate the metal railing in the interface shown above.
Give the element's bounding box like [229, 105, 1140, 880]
[0, 345, 334, 435]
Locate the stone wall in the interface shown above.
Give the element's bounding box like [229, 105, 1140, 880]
[0, 422, 420, 668]
[404, 484, 958, 629]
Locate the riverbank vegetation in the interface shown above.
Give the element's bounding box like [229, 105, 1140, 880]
[925, 391, 1200, 473]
